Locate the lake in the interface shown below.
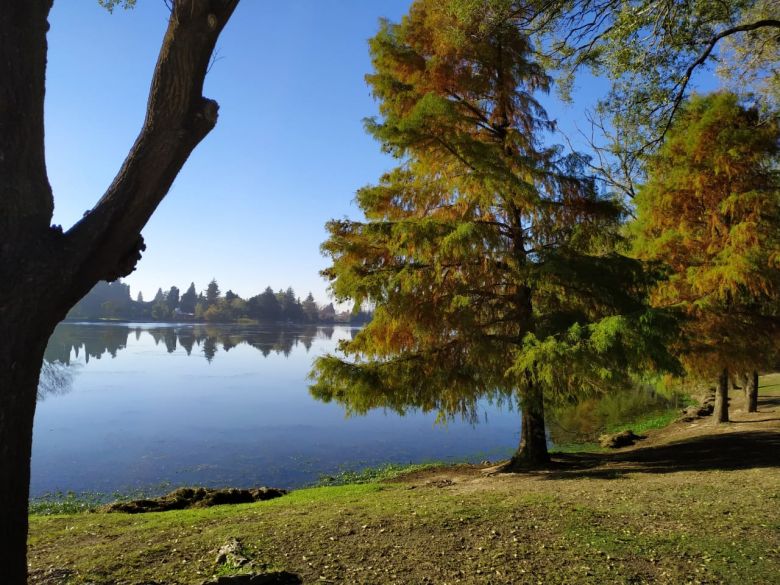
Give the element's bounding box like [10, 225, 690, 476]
[32, 323, 522, 497]
[33, 322, 686, 498]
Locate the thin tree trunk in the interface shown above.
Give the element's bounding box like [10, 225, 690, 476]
[508, 383, 549, 468]
[714, 367, 729, 423]
[747, 370, 759, 413]
[0, 333, 48, 584]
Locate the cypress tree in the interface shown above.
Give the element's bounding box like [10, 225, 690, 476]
[311, 0, 678, 468]
[632, 93, 780, 421]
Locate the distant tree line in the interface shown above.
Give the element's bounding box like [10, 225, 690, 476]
[65, 279, 372, 325]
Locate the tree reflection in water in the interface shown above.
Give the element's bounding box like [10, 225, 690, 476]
[39, 324, 335, 400]
[546, 383, 688, 445]
[36, 361, 75, 401]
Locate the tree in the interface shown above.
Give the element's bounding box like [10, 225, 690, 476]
[319, 302, 337, 322]
[311, 0, 678, 470]
[248, 286, 282, 322]
[166, 285, 180, 312]
[206, 278, 221, 306]
[475, 1, 780, 199]
[151, 301, 171, 321]
[136, 291, 144, 303]
[67, 280, 131, 319]
[302, 292, 319, 323]
[179, 282, 198, 314]
[536, 1, 779, 139]
[278, 286, 304, 322]
[0, 1, 239, 580]
[632, 93, 780, 422]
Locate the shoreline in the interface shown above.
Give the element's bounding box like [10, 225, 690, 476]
[29, 376, 780, 583]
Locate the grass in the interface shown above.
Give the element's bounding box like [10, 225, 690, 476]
[30, 484, 175, 516]
[28, 465, 780, 584]
[604, 408, 686, 436]
[314, 461, 443, 486]
[29, 491, 107, 516]
[760, 372, 780, 394]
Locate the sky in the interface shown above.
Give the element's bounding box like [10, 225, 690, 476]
[44, 1, 611, 304]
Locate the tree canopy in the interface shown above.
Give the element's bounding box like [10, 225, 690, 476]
[479, 0, 780, 198]
[632, 92, 780, 382]
[311, 0, 679, 468]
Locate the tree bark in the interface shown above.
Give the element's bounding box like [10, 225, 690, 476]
[714, 367, 730, 423]
[0, 2, 240, 583]
[747, 370, 759, 413]
[0, 0, 54, 237]
[0, 325, 51, 583]
[507, 383, 550, 469]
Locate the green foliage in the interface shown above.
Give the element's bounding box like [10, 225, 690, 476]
[66, 281, 356, 324]
[206, 278, 221, 306]
[179, 282, 198, 314]
[98, 0, 136, 13]
[66, 280, 131, 320]
[312, 0, 679, 454]
[302, 292, 319, 323]
[29, 491, 105, 515]
[248, 287, 282, 322]
[536, 0, 779, 140]
[166, 286, 180, 312]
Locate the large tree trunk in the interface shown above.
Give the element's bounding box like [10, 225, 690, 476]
[0, 2, 240, 583]
[507, 383, 550, 469]
[0, 326, 51, 583]
[714, 367, 730, 423]
[746, 370, 759, 413]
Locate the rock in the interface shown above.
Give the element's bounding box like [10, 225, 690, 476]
[201, 572, 302, 585]
[215, 538, 249, 567]
[679, 402, 714, 422]
[599, 430, 645, 449]
[105, 486, 286, 513]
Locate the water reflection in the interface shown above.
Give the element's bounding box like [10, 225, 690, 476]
[547, 384, 687, 445]
[39, 323, 333, 400]
[44, 323, 329, 364]
[32, 323, 521, 496]
[37, 360, 75, 401]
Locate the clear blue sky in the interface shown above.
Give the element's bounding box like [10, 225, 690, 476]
[44, 1, 619, 304]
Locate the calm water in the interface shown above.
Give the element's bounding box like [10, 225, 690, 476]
[32, 323, 522, 496]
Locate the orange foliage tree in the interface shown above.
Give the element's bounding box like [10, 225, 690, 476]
[633, 92, 780, 421]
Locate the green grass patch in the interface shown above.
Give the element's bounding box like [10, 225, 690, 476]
[760, 372, 780, 394]
[30, 484, 175, 516]
[603, 407, 684, 435]
[29, 491, 107, 515]
[313, 461, 443, 486]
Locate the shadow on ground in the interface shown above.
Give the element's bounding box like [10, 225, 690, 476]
[545, 430, 780, 480]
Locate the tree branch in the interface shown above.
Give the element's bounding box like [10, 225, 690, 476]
[659, 19, 780, 143]
[65, 0, 240, 287]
